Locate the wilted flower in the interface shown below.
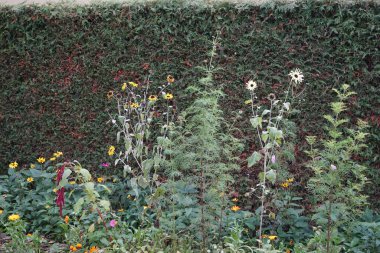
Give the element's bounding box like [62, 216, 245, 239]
[267, 93, 276, 101]
[246, 80, 257, 91]
[107, 91, 114, 99]
[288, 68, 304, 84]
[167, 75, 175, 83]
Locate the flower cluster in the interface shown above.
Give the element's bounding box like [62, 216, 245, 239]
[8, 214, 20, 221]
[69, 243, 82, 252]
[280, 178, 294, 188]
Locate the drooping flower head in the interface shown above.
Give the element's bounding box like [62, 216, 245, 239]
[288, 68, 304, 84]
[55, 165, 66, 217]
[245, 80, 257, 91]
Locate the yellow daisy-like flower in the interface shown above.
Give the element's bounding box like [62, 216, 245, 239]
[130, 102, 139, 109]
[268, 235, 278, 241]
[30, 164, 36, 169]
[167, 75, 175, 83]
[64, 215, 69, 224]
[27, 177, 34, 183]
[148, 95, 158, 102]
[164, 93, 173, 100]
[69, 181, 76, 185]
[97, 177, 104, 183]
[107, 91, 114, 100]
[37, 157, 46, 164]
[118, 209, 124, 212]
[108, 145, 115, 156]
[50, 157, 56, 161]
[53, 151, 63, 158]
[9, 161, 18, 169]
[244, 99, 252, 105]
[231, 206, 241, 212]
[27, 233, 32, 236]
[232, 198, 238, 202]
[128, 81, 138, 88]
[121, 82, 127, 91]
[8, 214, 20, 221]
[281, 182, 289, 188]
[0, 209, 3, 215]
[286, 178, 294, 183]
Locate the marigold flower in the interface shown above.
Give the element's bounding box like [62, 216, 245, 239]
[37, 157, 46, 164]
[108, 146, 115, 156]
[64, 215, 69, 224]
[167, 75, 175, 83]
[231, 206, 241, 212]
[70, 245, 77, 252]
[27, 177, 34, 183]
[121, 82, 127, 91]
[148, 95, 158, 102]
[107, 91, 114, 99]
[8, 214, 20, 221]
[128, 81, 138, 87]
[232, 198, 238, 202]
[246, 80, 257, 91]
[76, 243, 82, 249]
[9, 161, 18, 169]
[89, 246, 99, 253]
[97, 177, 104, 183]
[289, 68, 304, 84]
[164, 93, 173, 100]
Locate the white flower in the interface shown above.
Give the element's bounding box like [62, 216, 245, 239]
[288, 68, 304, 84]
[246, 80, 257, 91]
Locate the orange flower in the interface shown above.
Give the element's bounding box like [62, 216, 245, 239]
[64, 215, 69, 224]
[231, 206, 241, 212]
[76, 243, 82, 249]
[89, 246, 98, 253]
[167, 75, 175, 83]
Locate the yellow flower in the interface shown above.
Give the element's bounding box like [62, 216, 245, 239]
[108, 145, 115, 156]
[107, 91, 114, 100]
[232, 198, 238, 202]
[30, 164, 36, 169]
[281, 182, 289, 188]
[121, 82, 127, 91]
[27, 177, 34, 183]
[69, 181, 76, 185]
[76, 243, 82, 249]
[143, 205, 150, 210]
[0, 209, 3, 215]
[27, 233, 32, 236]
[9, 161, 18, 169]
[231, 206, 241, 212]
[127, 194, 132, 199]
[118, 209, 124, 212]
[286, 178, 294, 183]
[130, 102, 139, 108]
[244, 99, 252, 105]
[70, 245, 78, 252]
[53, 151, 63, 158]
[50, 157, 56, 161]
[97, 177, 104, 183]
[53, 188, 58, 193]
[148, 95, 158, 102]
[268, 235, 278, 241]
[164, 93, 173, 100]
[8, 214, 20, 221]
[37, 157, 46, 164]
[128, 81, 138, 87]
[285, 249, 291, 253]
[64, 215, 69, 224]
[167, 75, 175, 83]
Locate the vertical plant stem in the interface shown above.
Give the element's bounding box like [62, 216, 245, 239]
[200, 160, 207, 252]
[258, 149, 268, 245]
[326, 196, 332, 253]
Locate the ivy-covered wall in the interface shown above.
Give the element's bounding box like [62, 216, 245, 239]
[0, 1, 378, 179]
